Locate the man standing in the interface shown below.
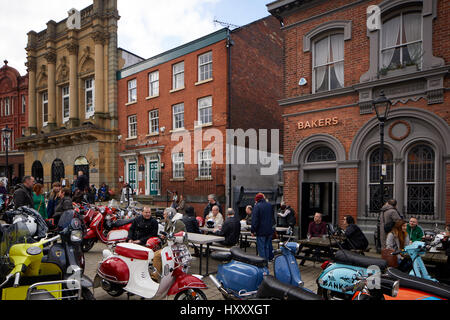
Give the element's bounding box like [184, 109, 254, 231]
[76, 171, 89, 194]
[379, 199, 403, 249]
[214, 208, 241, 247]
[251, 193, 275, 261]
[13, 176, 35, 209]
[127, 206, 159, 245]
[203, 194, 222, 219]
[307, 212, 327, 238]
[277, 202, 296, 229]
[407, 217, 424, 243]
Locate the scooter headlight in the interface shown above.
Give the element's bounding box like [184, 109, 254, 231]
[71, 230, 83, 242]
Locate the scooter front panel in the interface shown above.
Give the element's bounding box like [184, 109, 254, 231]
[318, 263, 368, 294]
[216, 261, 269, 296]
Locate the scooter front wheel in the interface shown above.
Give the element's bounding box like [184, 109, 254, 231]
[174, 289, 207, 301]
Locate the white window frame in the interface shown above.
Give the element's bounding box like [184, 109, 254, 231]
[198, 149, 212, 178]
[312, 33, 345, 93]
[172, 152, 185, 179]
[128, 79, 137, 103]
[42, 92, 49, 127]
[198, 96, 213, 126]
[85, 78, 95, 118]
[149, 71, 159, 97]
[172, 103, 184, 130]
[380, 11, 423, 70]
[198, 51, 213, 82]
[172, 62, 185, 90]
[128, 115, 137, 139]
[21, 95, 26, 114]
[149, 109, 159, 135]
[4, 97, 10, 116]
[62, 86, 70, 123]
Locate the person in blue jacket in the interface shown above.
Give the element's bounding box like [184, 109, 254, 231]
[251, 193, 275, 261]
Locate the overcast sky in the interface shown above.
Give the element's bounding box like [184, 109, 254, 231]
[0, 0, 273, 75]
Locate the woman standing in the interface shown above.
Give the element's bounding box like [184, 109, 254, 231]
[386, 220, 410, 270]
[33, 183, 47, 219]
[176, 194, 186, 214]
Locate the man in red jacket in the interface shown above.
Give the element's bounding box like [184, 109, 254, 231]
[307, 212, 327, 238]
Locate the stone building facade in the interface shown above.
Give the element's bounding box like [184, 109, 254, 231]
[16, 0, 121, 191]
[0, 61, 29, 184]
[116, 17, 283, 214]
[268, 0, 450, 240]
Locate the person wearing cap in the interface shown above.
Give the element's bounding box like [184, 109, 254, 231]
[251, 193, 275, 261]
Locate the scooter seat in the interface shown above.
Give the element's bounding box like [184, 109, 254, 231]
[112, 218, 134, 228]
[334, 250, 387, 271]
[230, 247, 268, 268]
[210, 251, 232, 262]
[115, 243, 152, 260]
[386, 267, 450, 300]
[256, 275, 323, 300]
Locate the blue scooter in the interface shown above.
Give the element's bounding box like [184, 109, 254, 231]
[209, 231, 308, 300]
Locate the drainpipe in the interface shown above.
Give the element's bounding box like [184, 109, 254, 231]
[226, 29, 234, 209]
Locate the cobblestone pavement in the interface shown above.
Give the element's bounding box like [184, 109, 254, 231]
[85, 242, 324, 300]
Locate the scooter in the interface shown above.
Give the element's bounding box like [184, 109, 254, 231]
[0, 210, 94, 300]
[81, 205, 135, 252]
[94, 231, 208, 300]
[209, 230, 308, 300]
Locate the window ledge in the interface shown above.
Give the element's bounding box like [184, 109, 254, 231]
[195, 78, 214, 86]
[146, 95, 159, 100]
[146, 132, 159, 137]
[170, 178, 186, 182]
[195, 177, 213, 181]
[170, 87, 185, 94]
[126, 137, 137, 141]
[126, 101, 138, 106]
[169, 128, 187, 133]
[194, 123, 213, 129]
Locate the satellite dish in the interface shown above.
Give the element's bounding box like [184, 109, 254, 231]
[299, 78, 308, 86]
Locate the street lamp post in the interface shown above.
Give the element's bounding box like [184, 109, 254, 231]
[2, 126, 13, 187]
[372, 91, 392, 252]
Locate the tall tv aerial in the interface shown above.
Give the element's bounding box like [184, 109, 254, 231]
[214, 17, 240, 29]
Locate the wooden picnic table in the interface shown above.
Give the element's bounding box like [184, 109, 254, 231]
[423, 251, 448, 265]
[296, 236, 342, 265]
[187, 233, 225, 276]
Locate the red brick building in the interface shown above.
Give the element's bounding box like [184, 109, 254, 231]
[268, 0, 450, 240]
[0, 60, 28, 185]
[117, 17, 283, 214]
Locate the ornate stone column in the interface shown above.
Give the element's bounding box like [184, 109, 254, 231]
[26, 57, 38, 134]
[45, 50, 57, 131]
[67, 42, 80, 128]
[93, 30, 105, 118]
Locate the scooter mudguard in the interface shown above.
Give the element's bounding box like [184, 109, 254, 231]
[216, 261, 269, 296]
[317, 263, 368, 295]
[167, 272, 207, 296]
[274, 252, 302, 287]
[84, 228, 97, 240]
[383, 288, 445, 301]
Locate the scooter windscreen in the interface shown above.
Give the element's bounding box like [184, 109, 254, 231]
[58, 210, 76, 230]
[0, 221, 32, 257]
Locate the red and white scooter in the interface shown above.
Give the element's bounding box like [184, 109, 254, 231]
[82, 205, 134, 252]
[94, 231, 208, 300]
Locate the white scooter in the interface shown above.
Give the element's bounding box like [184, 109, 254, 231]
[94, 231, 208, 300]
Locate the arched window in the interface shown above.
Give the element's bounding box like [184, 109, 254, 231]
[406, 144, 435, 215]
[51, 159, 65, 184]
[307, 146, 336, 163]
[74, 156, 90, 183]
[368, 148, 394, 213]
[313, 33, 344, 92]
[31, 161, 44, 184]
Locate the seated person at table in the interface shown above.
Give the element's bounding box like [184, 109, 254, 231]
[341, 215, 368, 251]
[206, 205, 224, 228]
[407, 217, 424, 244]
[182, 206, 201, 234]
[127, 206, 159, 245]
[214, 208, 241, 247]
[307, 212, 327, 238]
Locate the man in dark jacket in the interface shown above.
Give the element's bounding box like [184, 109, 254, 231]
[13, 176, 35, 209]
[214, 208, 241, 247]
[251, 193, 275, 261]
[54, 187, 73, 225]
[76, 171, 89, 194]
[342, 215, 369, 251]
[277, 202, 296, 228]
[127, 206, 159, 245]
[182, 206, 201, 234]
[203, 194, 222, 219]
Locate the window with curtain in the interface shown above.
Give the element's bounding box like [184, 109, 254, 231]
[313, 33, 344, 93]
[381, 11, 422, 70]
[406, 144, 435, 215]
[368, 148, 394, 213]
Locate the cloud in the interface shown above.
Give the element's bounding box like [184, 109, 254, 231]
[0, 0, 221, 74]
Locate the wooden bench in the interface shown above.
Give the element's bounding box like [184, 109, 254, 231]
[240, 235, 281, 252]
[190, 243, 231, 252]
